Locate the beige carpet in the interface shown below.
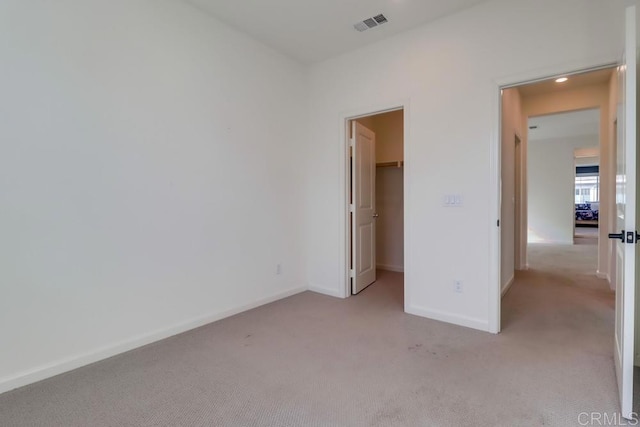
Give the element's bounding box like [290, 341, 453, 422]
[574, 226, 598, 246]
[0, 250, 626, 426]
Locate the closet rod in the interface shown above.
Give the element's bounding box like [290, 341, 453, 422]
[376, 161, 404, 168]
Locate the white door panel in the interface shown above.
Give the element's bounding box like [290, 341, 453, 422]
[352, 122, 376, 294]
[612, 5, 637, 419]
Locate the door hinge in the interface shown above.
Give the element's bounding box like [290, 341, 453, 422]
[349, 204, 354, 213]
[349, 269, 355, 278]
[349, 138, 355, 147]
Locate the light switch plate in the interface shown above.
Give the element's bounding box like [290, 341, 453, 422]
[443, 194, 463, 207]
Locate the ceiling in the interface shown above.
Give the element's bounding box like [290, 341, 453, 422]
[521, 67, 614, 143]
[183, 0, 491, 63]
[518, 68, 615, 98]
[528, 109, 600, 141]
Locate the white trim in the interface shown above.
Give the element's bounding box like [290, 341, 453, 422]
[501, 274, 515, 297]
[376, 264, 404, 272]
[308, 284, 345, 298]
[496, 59, 619, 91]
[596, 270, 611, 283]
[402, 102, 412, 313]
[0, 286, 306, 395]
[488, 80, 502, 335]
[406, 305, 489, 332]
[620, 6, 637, 418]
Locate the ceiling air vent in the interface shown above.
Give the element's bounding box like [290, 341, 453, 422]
[373, 14, 388, 24]
[354, 13, 388, 32]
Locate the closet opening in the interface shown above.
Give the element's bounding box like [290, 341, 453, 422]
[345, 108, 405, 308]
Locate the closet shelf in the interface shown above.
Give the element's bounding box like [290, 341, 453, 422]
[376, 161, 404, 168]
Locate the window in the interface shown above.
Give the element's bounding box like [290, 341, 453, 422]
[575, 175, 599, 204]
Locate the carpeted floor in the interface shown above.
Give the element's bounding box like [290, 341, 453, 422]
[0, 242, 626, 426]
[574, 226, 599, 245]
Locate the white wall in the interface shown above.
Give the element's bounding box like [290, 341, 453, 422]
[355, 110, 403, 163]
[376, 167, 404, 271]
[0, 0, 307, 393]
[306, 0, 627, 331]
[528, 136, 599, 243]
[374, 110, 404, 163]
[575, 147, 600, 161]
[500, 88, 524, 292]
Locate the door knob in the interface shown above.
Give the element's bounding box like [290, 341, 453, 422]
[609, 231, 625, 241]
[373, 213, 379, 218]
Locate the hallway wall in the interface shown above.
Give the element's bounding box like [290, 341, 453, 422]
[528, 135, 599, 243]
[501, 88, 525, 292]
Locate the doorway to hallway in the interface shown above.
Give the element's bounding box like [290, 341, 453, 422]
[496, 61, 639, 417]
[499, 66, 616, 315]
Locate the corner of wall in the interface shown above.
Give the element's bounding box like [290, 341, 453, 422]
[0, 285, 306, 395]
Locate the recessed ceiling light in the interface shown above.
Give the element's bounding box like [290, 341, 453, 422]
[555, 77, 568, 83]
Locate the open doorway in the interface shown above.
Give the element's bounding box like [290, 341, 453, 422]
[496, 65, 622, 409]
[499, 67, 616, 306]
[524, 107, 604, 289]
[492, 7, 638, 418]
[527, 109, 601, 247]
[346, 109, 405, 304]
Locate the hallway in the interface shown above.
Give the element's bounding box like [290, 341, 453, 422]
[502, 239, 620, 417]
[504, 237, 613, 347]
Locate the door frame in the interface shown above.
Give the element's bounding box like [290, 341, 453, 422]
[341, 101, 409, 301]
[490, 63, 618, 333]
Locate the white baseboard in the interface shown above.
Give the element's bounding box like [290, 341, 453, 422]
[405, 305, 489, 332]
[0, 286, 306, 396]
[596, 271, 611, 283]
[308, 283, 345, 298]
[501, 275, 515, 297]
[376, 264, 404, 272]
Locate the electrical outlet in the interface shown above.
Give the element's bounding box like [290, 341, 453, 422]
[276, 264, 282, 275]
[454, 280, 463, 293]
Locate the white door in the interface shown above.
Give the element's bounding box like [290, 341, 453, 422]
[351, 121, 376, 294]
[611, 5, 638, 419]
